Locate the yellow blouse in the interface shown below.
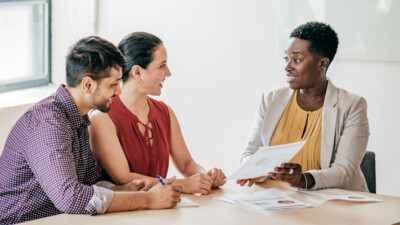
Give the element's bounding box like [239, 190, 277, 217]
[270, 90, 322, 172]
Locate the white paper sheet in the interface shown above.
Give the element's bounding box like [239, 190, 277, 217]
[299, 188, 383, 203]
[226, 141, 305, 180]
[214, 189, 312, 212]
[175, 197, 199, 208]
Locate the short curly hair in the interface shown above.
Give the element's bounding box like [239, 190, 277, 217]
[290, 21, 339, 66]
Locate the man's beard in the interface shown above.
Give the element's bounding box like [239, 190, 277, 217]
[95, 101, 110, 113]
[92, 89, 112, 113]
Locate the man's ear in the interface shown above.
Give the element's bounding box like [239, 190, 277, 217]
[81, 75, 96, 94]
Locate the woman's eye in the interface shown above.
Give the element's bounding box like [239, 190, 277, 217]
[294, 58, 301, 63]
[283, 56, 289, 62]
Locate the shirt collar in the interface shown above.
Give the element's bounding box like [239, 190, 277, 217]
[56, 84, 91, 129]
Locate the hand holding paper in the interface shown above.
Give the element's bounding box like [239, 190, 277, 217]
[227, 141, 305, 180]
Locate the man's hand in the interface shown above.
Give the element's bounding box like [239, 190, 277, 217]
[146, 176, 182, 209]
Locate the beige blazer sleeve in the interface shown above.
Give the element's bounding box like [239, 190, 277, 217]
[241, 91, 272, 163]
[241, 80, 370, 192]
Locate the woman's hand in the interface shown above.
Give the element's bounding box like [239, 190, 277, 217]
[236, 176, 265, 187]
[112, 178, 156, 192]
[178, 173, 213, 194]
[207, 168, 226, 188]
[268, 163, 302, 187]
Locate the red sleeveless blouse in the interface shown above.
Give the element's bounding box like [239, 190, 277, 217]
[107, 95, 171, 178]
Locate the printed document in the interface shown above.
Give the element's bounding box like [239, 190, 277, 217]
[226, 141, 305, 180]
[215, 189, 311, 212]
[298, 188, 383, 203]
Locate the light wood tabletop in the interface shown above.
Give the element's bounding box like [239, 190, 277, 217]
[20, 180, 400, 225]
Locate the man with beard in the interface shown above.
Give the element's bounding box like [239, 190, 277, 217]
[0, 36, 181, 224]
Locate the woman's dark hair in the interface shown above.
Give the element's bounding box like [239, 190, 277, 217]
[290, 21, 339, 66]
[118, 32, 163, 82]
[66, 36, 126, 87]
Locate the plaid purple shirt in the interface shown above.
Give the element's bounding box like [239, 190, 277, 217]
[0, 85, 112, 224]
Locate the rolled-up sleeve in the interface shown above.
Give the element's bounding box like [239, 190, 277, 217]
[89, 185, 114, 214]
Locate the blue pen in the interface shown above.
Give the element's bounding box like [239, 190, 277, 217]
[157, 175, 167, 185]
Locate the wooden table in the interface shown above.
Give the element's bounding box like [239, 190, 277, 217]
[21, 180, 400, 225]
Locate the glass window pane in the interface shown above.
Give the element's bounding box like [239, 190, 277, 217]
[0, 1, 48, 90]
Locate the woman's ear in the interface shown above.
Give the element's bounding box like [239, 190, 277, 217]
[320, 57, 329, 70]
[130, 65, 142, 82]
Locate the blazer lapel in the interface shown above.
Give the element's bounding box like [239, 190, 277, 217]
[321, 80, 338, 169]
[261, 88, 293, 146]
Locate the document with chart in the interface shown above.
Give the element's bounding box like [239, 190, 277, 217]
[226, 141, 305, 180]
[215, 189, 312, 212]
[298, 188, 383, 203]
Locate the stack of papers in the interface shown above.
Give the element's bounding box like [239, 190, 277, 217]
[215, 188, 383, 212]
[215, 189, 312, 212]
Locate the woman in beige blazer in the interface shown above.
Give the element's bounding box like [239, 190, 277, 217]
[238, 22, 369, 192]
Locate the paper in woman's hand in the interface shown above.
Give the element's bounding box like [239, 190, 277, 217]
[226, 141, 305, 180]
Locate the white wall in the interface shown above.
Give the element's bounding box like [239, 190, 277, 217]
[0, 104, 33, 151]
[51, 0, 97, 85]
[1, 0, 399, 197]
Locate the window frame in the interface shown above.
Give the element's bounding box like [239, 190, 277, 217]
[0, 0, 51, 93]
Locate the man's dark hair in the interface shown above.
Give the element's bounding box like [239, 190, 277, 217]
[66, 36, 127, 87]
[118, 32, 163, 82]
[290, 21, 339, 66]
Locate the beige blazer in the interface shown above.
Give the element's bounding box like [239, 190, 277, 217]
[242, 80, 369, 192]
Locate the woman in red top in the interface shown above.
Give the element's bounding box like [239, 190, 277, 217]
[89, 32, 226, 194]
